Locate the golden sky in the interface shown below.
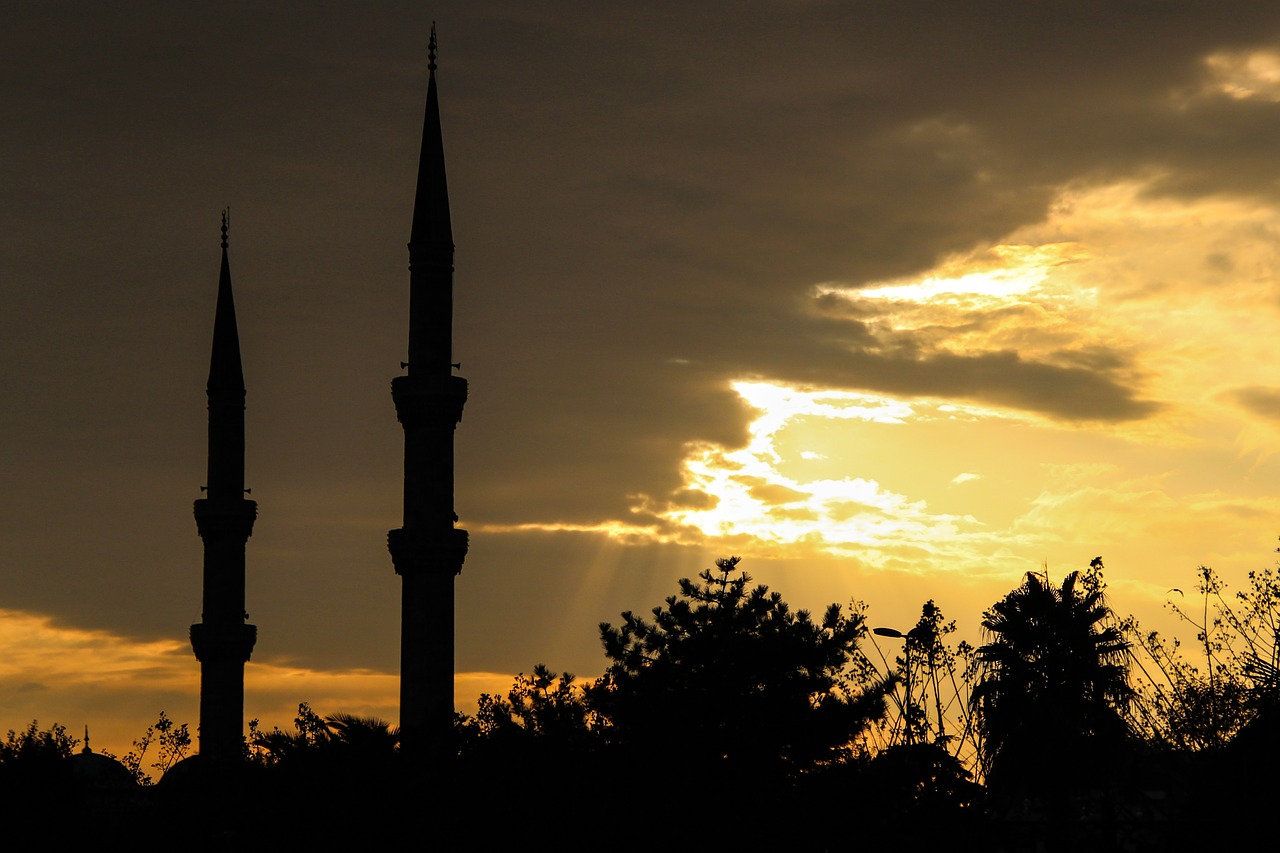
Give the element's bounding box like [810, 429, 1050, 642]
[6, 3, 1280, 758]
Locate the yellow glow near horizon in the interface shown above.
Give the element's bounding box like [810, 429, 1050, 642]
[0, 608, 193, 688]
[0, 607, 513, 762]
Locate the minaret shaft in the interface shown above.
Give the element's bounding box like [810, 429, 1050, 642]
[205, 403, 245, 499]
[407, 254, 456, 381]
[390, 28, 468, 760]
[191, 221, 257, 763]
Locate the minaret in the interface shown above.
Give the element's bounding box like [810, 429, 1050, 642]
[387, 24, 468, 759]
[190, 210, 258, 763]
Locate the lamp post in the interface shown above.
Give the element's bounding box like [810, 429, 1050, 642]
[873, 625, 921, 746]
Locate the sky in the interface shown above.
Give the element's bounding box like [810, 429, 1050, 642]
[6, 1, 1280, 760]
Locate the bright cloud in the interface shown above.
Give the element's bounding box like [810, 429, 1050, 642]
[844, 242, 1088, 305]
[640, 382, 1011, 566]
[1203, 49, 1280, 102]
[817, 180, 1280, 439]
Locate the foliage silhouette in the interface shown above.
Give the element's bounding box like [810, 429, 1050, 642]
[588, 556, 891, 779]
[971, 560, 1133, 793]
[254, 702, 399, 769]
[1115, 561, 1280, 849]
[1123, 564, 1280, 751]
[0, 720, 79, 764]
[0, 721, 81, 805]
[118, 711, 190, 784]
[237, 703, 409, 846]
[863, 741, 983, 813]
[458, 664, 597, 757]
[0, 721, 141, 840]
[867, 600, 979, 768]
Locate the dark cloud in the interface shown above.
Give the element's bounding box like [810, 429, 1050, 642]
[768, 506, 820, 522]
[743, 480, 810, 505]
[827, 501, 888, 523]
[669, 489, 718, 510]
[782, 348, 1161, 422]
[1226, 385, 1280, 421]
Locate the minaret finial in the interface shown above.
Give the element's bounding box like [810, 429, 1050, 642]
[428, 22, 438, 73]
[221, 207, 229, 250]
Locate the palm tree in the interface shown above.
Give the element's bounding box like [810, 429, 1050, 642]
[323, 713, 400, 757]
[971, 567, 1133, 792]
[254, 705, 399, 776]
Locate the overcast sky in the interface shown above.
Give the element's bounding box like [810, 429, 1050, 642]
[7, 1, 1280, 757]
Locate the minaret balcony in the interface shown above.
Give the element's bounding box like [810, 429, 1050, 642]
[193, 498, 258, 541]
[190, 622, 257, 663]
[387, 526, 468, 577]
[391, 373, 467, 427]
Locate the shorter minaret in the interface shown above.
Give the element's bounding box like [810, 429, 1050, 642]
[190, 210, 258, 762]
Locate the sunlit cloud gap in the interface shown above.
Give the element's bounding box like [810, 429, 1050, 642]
[473, 520, 682, 544]
[830, 242, 1087, 304]
[1203, 49, 1280, 102]
[633, 382, 1005, 562]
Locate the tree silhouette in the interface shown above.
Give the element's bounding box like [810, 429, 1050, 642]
[0, 721, 80, 812]
[0, 721, 78, 764]
[458, 664, 597, 754]
[1130, 564, 1280, 749]
[119, 711, 190, 784]
[254, 703, 399, 768]
[245, 704, 405, 845]
[971, 562, 1133, 793]
[589, 556, 890, 779]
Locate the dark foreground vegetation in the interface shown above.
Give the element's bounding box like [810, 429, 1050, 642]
[4, 556, 1279, 850]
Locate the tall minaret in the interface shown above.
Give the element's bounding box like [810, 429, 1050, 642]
[387, 24, 468, 759]
[190, 210, 258, 763]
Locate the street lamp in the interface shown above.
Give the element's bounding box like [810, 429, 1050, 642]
[873, 625, 919, 746]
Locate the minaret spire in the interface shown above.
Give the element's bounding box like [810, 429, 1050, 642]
[191, 210, 258, 763]
[389, 26, 468, 761]
[409, 22, 453, 280]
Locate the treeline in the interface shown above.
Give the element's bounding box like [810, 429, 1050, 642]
[446, 556, 1280, 848]
[4, 556, 1279, 849]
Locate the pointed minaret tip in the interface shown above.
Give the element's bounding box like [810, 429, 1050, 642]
[410, 23, 452, 248]
[208, 207, 245, 396]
